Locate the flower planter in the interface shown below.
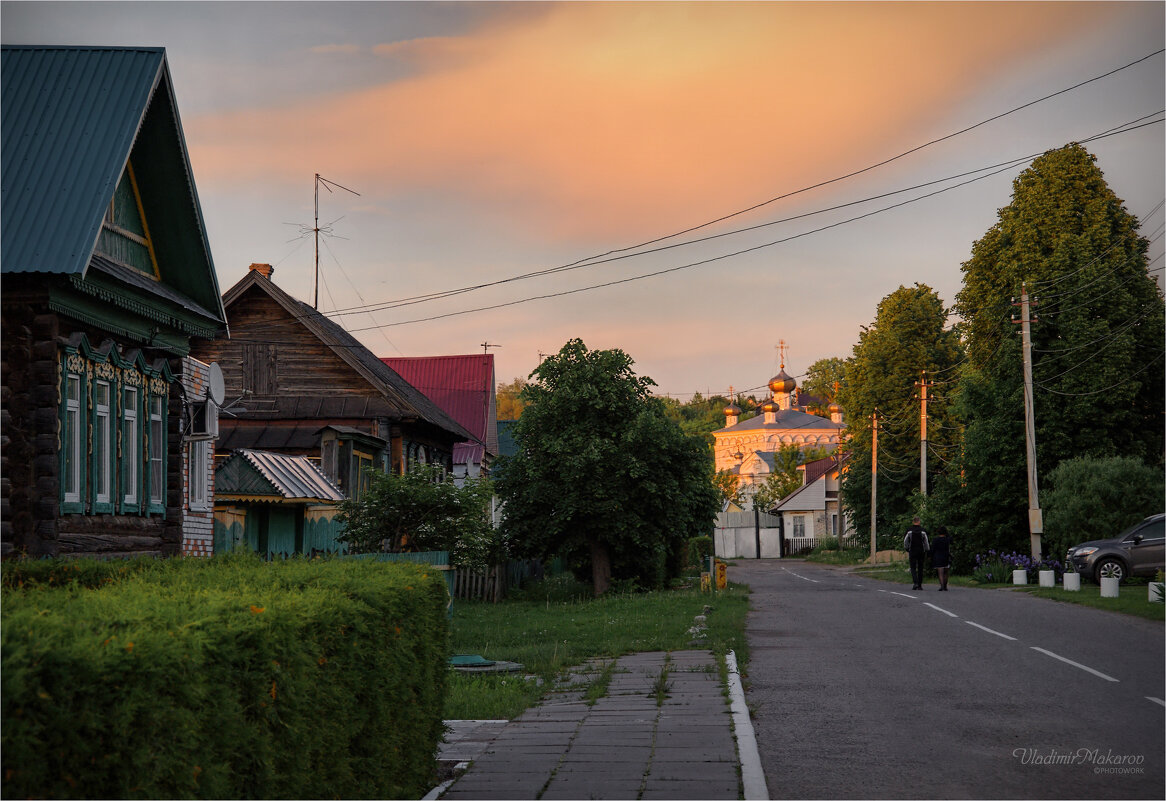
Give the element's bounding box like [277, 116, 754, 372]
[1012, 569, 1028, 585]
[1063, 572, 1081, 592]
[1149, 582, 1164, 604]
[1038, 570, 1055, 588]
[1100, 577, 1120, 598]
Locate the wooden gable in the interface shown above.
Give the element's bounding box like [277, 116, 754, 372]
[205, 283, 380, 401]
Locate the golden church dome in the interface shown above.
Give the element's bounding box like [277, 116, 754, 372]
[768, 369, 796, 394]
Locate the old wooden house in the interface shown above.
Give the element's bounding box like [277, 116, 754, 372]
[191, 264, 476, 498]
[380, 354, 498, 484]
[1, 46, 229, 559]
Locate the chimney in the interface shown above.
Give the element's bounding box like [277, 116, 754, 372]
[249, 263, 274, 279]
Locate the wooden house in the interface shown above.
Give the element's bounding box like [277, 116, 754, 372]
[1, 46, 229, 559]
[380, 354, 498, 483]
[190, 264, 477, 499]
[771, 454, 854, 548]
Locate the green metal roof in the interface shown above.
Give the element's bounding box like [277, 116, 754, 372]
[1, 45, 226, 327]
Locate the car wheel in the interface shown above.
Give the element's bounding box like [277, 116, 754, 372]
[1095, 559, 1126, 583]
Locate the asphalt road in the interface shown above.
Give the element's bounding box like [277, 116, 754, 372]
[729, 560, 1165, 800]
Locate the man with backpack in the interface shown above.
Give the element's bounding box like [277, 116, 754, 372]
[903, 517, 930, 590]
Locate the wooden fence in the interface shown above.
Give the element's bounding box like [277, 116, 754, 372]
[452, 558, 558, 603]
[453, 565, 504, 603]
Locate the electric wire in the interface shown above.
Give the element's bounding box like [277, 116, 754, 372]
[1033, 350, 1165, 396]
[239, 94, 1165, 331]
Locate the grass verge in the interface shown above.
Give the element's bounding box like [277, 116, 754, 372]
[852, 563, 1163, 620]
[804, 547, 869, 566]
[445, 578, 749, 720]
[1013, 582, 1164, 621]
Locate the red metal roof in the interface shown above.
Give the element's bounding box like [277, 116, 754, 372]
[380, 354, 497, 455]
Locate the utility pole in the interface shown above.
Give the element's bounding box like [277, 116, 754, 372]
[916, 371, 929, 496]
[1013, 283, 1043, 560]
[870, 408, 878, 561]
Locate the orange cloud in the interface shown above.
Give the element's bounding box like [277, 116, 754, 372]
[188, 2, 1117, 242]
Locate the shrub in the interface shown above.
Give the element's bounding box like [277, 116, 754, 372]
[971, 551, 1011, 584]
[1041, 456, 1164, 562]
[971, 549, 1063, 584]
[687, 536, 713, 567]
[2, 553, 449, 799]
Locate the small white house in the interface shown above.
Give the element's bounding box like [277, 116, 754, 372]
[771, 455, 853, 550]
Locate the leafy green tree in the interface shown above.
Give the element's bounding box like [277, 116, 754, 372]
[752, 445, 830, 511]
[802, 357, 846, 403]
[713, 468, 743, 506]
[659, 391, 755, 447]
[932, 143, 1165, 564]
[494, 339, 721, 595]
[838, 284, 962, 549]
[337, 463, 499, 568]
[1040, 456, 1164, 565]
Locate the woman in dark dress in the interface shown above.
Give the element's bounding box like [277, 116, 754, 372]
[931, 526, 951, 591]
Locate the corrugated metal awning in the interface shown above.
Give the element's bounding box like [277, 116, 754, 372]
[217, 449, 344, 503]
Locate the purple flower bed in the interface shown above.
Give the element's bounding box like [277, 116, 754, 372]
[972, 549, 1064, 584]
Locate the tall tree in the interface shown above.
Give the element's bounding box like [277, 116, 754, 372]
[933, 143, 1165, 565]
[802, 357, 846, 402]
[495, 339, 720, 595]
[496, 377, 528, 420]
[753, 445, 831, 511]
[838, 284, 962, 548]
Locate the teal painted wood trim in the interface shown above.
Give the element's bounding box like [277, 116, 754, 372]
[213, 519, 244, 554]
[63, 271, 220, 340]
[303, 515, 347, 555]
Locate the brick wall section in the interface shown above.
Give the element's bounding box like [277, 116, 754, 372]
[180, 356, 215, 557]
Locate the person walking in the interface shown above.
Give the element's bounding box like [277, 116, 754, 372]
[903, 517, 930, 590]
[931, 526, 951, 591]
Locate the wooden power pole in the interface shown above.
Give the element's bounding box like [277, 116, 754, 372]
[870, 408, 878, 560]
[916, 371, 929, 496]
[1014, 283, 1043, 560]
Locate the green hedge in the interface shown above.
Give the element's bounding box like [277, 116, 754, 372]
[1, 553, 449, 799]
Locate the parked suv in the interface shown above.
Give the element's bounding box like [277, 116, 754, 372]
[1066, 513, 1165, 583]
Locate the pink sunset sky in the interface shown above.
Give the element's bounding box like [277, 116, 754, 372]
[4, 1, 1163, 398]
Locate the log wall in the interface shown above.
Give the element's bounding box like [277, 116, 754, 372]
[2, 286, 182, 559]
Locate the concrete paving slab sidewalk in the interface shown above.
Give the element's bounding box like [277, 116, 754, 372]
[432, 649, 764, 801]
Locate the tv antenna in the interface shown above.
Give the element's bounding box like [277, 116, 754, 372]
[481, 342, 501, 354]
[309, 173, 360, 310]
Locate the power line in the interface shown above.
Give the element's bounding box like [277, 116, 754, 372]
[533, 48, 1165, 272]
[246, 52, 1164, 328]
[1034, 350, 1165, 397]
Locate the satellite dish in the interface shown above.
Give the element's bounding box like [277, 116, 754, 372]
[206, 362, 225, 405]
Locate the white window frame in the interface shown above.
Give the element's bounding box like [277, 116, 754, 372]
[64, 375, 82, 504]
[793, 515, 806, 538]
[189, 440, 209, 511]
[94, 380, 113, 505]
[123, 386, 139, 506]
[149, 396, 164, 506]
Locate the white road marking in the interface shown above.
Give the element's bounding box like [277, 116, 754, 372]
[1146, 697, 1165, 708]
[890, 591, 917, 599]
[1030, 647, 1119, 683]
[923, 602, 958, 618]
[966, 621, 1017, 641]
[782, 568, 820, 583]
